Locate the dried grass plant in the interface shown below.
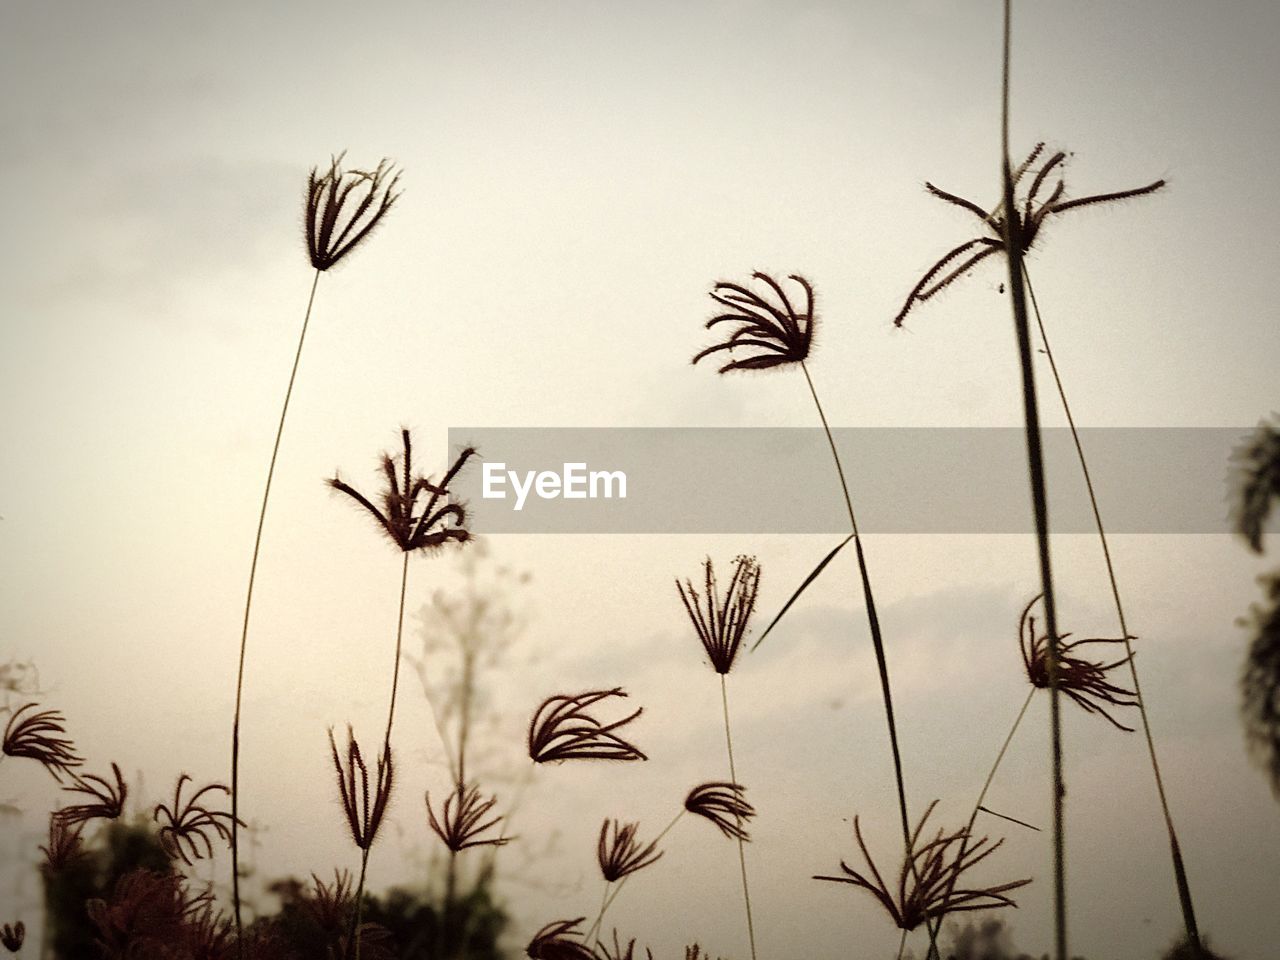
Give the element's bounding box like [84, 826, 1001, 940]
[230, 153, 401, 943]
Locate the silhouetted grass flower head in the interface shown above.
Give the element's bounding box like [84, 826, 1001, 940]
[597, 819, 663, 882]
[153, 775, 240, 866]
[329, 430, 476, 553]
[1, 921, 23, 953]
[329, 726, 394, 851]
[677, 555, 761, 674]
[596, 931, 654, 960]
[39, 814, 85, 875]
[896, 143, 1166, 326]
[684, 782, 755, 842]
[2, 702, 83, 781]
[693, 272, 816, 373]
[426, 780, 513, 852]
[306, 153, 402, 270]
[527, 918, 594, 960]
[814, 799, 1031, 931]
[1018, 594, 1139, 731]
[528, 688, 647, 763]
[56, 762, 128, 828]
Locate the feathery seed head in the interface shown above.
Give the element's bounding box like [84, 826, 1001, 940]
[328, 726, 394, 851]
[528, 688, 647, 763]
[693, 272, 816, 373]
[2, 702, 83, 781]
[684, 781, 755, 842]
[526, 918, 595, 960]
[597, 819, 663, 882]
[426, 780, 513, 852]
[306, 153, 402, 270]
[677, 555, 760, 674]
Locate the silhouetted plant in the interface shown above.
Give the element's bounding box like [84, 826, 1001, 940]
[231, 151, 403, 944]
[329, 726, 395, 960]
[675, 555, 762, 959]
[527, 918, 595, 960]
[0, 922, 23, 953]
[427, 781, 511, 853]
[86, 867, 209, 958]
[40, 813, 86, 874]
[814, 800, 1030, 945]
[597, 821, 662, 883]
[56, 762, 128, 828]
[1, 703, 82, 780]
[528, 689, 647, 763]
[684, 782, 755, 842]
[692, 273, 816, 372]
[595, 930, 653, 960]
[695, 270, 916, 960]
[154, 775, 239, 866]
[1018, 595, 1138, 730]
[894, 143, 1164, 328]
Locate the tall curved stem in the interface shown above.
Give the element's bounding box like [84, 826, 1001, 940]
[230, 268, 321, 946]
[721, 675, 758, 960]
[1023, 267, 1202, 950]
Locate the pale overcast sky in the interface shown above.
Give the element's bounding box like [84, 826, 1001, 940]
[2, 2, 1279, 958]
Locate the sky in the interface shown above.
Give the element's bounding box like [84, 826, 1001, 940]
[2, 1, 1280, 958]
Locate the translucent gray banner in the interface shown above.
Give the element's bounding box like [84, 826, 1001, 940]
[446, 428, 1266, 535]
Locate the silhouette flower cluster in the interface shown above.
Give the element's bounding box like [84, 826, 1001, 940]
[329, 430, 476, 553]
[1, 922, 23, 954]
[814, 800, 1031, 931]
[526, 918, 594, 960]
[677, 555, 761, 674]
[528, 688, 647, 762]
[895, 143, 1165, 326]
[693, 272, 816, 372]
[56, 762, 128, 828]
[153, 775, 240, 866]
[2, 703, 82, 780]
[306, 153, 402, 271]
[1018, 594, 1139, 731]
[597, 819, 663, 882]
[329, 727, 394, 851]
[426, 780, 512, 852]
[685, 782, 755, 842]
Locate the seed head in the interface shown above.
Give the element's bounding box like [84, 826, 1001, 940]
[153, 775, 240, 866]
[329, 726, 394, 851]
[677, 555, 760, 675]
[56, 762, 128, 828]
[597, 819, 663, 883]
[684, 782, 755, 842]
[1, 922, 23, 953]
[306, 153, 402, 271]
[1018, 594, 1139, 731]
[2, 702, 83, 781]
[693, 272, 816, 373]
[426, 780, 513, 852]
[526, 918, 595, 960]
[814, 799, 1031, 931]
[528, 689, 647, 763]
[329, 430, 476, 554]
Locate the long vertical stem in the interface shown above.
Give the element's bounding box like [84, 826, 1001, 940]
[383, 553, 411, 758]
[799, 362, 914, 856]
[346, 848, 371, 960]
[230, 268, 321, 945]
[1000, 5, 1067, 958]
[720, 675, 758, 960]
[1023, 268, 1202, 950]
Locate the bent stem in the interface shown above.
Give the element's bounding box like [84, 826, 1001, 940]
[1024, 267, 1202, 950]
[1001, 5, 1067, 958]
[720, 675, 758, 960]
[588, 882, 611, 950]
[231, 267, 321, 945]
[585, 810, 685, 943]
[799, 362, 914, 857]
[924, 688, 1035, 959]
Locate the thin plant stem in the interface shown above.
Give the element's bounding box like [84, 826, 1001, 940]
[230, 267, 321, 945]
[347, 848, 371, 960]
[1023, 267, 1202, 950]
[384, 553, 411, 758]
[799, 362, 914, 855]
[721, 674, 758, 960]
[588, 881, 611, 950]
[924, 688, 1035, 960]
[897, 928, 908, 960]
[1000, 5, 1067, 958]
